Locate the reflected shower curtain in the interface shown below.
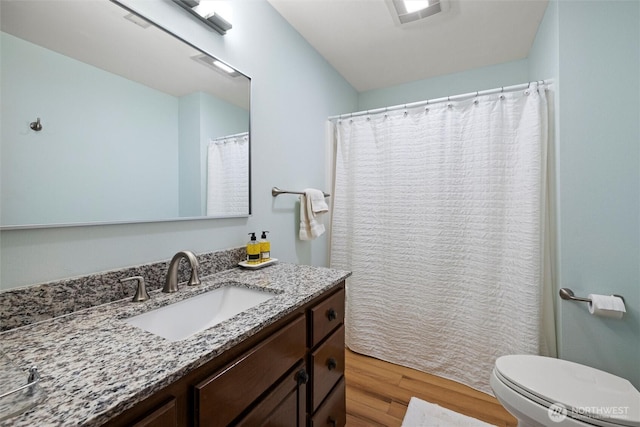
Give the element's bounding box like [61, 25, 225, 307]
[206, 133, 249, 216]
[329, 83, 555, 394]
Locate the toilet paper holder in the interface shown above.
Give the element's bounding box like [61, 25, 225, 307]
[559, 288, 625, 304]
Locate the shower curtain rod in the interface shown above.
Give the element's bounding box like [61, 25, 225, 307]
[210, 131, 249, 142]
[328, 79, 551, 121]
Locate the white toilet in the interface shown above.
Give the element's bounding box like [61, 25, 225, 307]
[490, 355, 640, 427]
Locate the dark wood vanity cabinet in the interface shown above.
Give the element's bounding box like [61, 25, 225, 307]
[194, 315, 307, 426]
[307, 289, 346, 427]
[103, 282, 345, 427]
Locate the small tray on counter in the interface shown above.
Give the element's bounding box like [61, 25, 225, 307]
[0, 349, 45, 422]
[238, 258, 278, 269]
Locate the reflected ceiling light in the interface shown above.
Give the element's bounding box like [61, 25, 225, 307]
[123, 13, 152, 29]
[391, 0, 447, 24]
[212, 60, 235, 74]
[191, 54, 241, 78]
[172, 0, 232, 35]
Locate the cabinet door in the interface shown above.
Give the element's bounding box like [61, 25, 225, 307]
[194, 315, 306, 426]
[238, 362, 307, 427]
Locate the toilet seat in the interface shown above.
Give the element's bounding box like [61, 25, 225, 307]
[494, 355, 640, 427]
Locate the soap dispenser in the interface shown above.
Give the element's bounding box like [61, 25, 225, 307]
[246, 232, 260, 264]
[260, 231, 270, 262]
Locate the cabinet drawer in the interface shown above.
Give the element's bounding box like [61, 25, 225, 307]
[194, 315, 306, 427]
[310, 378, 346, 427]
[309, 288, 345, 348]
[132, 397, 177, 427]
[310, 325, 345, 411]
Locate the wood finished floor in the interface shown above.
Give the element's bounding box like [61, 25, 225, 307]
[344, 348, 517, 427]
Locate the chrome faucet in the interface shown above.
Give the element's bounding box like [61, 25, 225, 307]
[163, 250, 201, 293]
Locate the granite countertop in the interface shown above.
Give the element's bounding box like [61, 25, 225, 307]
[0, 263, 350, 426]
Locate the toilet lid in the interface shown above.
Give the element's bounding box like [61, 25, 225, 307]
[495, 355, 640, 427]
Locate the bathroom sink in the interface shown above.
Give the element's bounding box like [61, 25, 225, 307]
[124, 285, 276, 342]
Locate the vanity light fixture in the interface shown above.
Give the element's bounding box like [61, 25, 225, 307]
[391, 0, 447, 24]
[172, 0, 232, 35]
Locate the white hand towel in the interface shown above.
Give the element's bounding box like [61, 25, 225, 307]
[299, 188, 328, 240]
[299, 194, 312, 241]
[307, 188, 329, 214]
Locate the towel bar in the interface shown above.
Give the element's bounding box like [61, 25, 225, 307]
[559, 288, 625, 304]
[272, 187, 330, 198]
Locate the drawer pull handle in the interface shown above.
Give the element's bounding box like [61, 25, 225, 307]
[328, 416, 337, 427]
[296, 368, 309, 385]
[327, 308, 337, 321]
[327, 357, 337, 371]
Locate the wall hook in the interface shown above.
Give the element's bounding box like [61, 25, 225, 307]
[30, 118, 43, 132]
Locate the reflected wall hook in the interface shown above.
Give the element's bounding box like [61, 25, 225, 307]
[30, 118, 42, 132]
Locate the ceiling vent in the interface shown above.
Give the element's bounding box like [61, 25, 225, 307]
[123, 13, 152, 29]
[390, 0, 449, 24]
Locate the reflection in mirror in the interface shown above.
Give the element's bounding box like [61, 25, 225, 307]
[0, 0, 251, 229]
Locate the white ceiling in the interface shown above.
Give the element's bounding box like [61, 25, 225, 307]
[267, 0, 549, 92]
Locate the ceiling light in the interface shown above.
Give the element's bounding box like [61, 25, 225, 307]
[391, 0, 446, 24]
[172, 0, 232, 35]
[404, 0, 431, 13]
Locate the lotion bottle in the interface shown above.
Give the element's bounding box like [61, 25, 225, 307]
[246, 232, 260, 264]
[260, 231, 270, 262]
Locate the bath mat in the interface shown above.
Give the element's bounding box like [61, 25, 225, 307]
[401, 397, 496, 427]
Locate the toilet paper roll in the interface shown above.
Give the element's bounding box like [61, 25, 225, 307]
[588, 294, 626, 319]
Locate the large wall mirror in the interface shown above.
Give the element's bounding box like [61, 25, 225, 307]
[0, 0, 251, 229]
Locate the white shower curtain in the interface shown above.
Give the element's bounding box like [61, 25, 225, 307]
[329, 83, 555, 394]
[206, 133, 249, 217]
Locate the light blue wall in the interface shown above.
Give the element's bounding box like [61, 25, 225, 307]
[528, 1, 558, 83]
[178, 93, 202, 217]
[554, 0, 639, 387]
[357, 59, 529, 111]
[0, 32, 179, 226]
[0, 0, 357, 289]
